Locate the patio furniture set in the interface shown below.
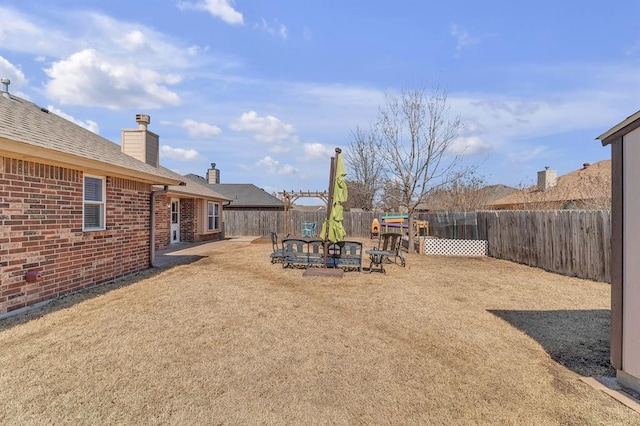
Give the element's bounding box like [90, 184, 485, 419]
[270, 232, 406, 274]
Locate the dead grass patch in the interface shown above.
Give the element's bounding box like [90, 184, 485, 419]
[0, 238, 637, 424]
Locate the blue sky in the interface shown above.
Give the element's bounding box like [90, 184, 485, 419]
[1, 1, 638, 202]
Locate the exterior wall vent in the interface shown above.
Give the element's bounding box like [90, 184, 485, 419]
[136, 114, 151, 130]
[1, 78, 10, 99]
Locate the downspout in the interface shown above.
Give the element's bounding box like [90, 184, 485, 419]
[150, 186, 169, 267]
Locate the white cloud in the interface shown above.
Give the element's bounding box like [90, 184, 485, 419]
[0, 7, 73, 57]
[449, 136, 492, 156]
[256, 156, 297, 175]
[450, 92, 635, 146]
[301, 143, 334, 161]
[187, 44, 209, 56]
[120, 30, 148, 51]
[255, 18, 288, 40]
[81, 13, 211, 71]
[0, 56, 27, 88]
[181, 119, 223, 138]
[44, 49, 181, 109]
[0, 8, 230, 109]
[450, 24, 480, 52]
[46, 105, 100, 134]
[507, 146, 549, 166]
[230, 111, 297, 143]
[177, 0, 244, 25]
[160, 145, 200, 161]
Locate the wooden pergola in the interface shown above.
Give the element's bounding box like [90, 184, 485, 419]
[279, 190, 329, 235]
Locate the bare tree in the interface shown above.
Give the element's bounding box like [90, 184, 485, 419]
[441, 173, 488, 212]
[372, 85, 467, 253]
[344, 126, 384, 210]
[380, 179, 403, 212]
[344, 180, 371, 211]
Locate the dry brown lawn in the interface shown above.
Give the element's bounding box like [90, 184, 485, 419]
[0, 237, 637, 425]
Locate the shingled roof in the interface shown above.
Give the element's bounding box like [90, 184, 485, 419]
[184, 174, 284, 208]
[491, 160, 611, 209]
[0, 93, 181, 185]
[415, 184, 518, 212]
[158, 168, 231, 201]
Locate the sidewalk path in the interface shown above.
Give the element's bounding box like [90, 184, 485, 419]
[154, 236, 256, 268]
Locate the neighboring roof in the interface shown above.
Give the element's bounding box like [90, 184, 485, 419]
[479, 184, 520, 205]
[184, 174, 284, 208]
[491, 160, 611, 207]
[0, 93, 181, 185]
[157, 167, 231, 201]
[292, 204, 326, 212]
[415, 184, 518, 211]
[598, 110, 640, 146]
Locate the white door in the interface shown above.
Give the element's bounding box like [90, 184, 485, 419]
[170, 199, 180, 244]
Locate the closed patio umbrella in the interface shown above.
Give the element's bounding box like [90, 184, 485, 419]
[321, 148, 348, 244]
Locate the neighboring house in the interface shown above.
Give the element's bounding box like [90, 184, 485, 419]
[415, 184, 518, 212]
[0, 86, 227, 315]
[490, 160, 611, 210]
[184, 163, 284, 211]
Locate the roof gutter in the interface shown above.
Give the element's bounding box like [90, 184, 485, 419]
[0, 138, 182, 186]
[150, 185, 169, 267]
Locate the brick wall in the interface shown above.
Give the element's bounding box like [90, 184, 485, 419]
[180, 198, 196, 243]
[0, 156, 154, 315]
[154, 194, 170, 250]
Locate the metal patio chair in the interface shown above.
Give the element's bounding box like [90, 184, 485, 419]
[270, 231, 285, 263]
[302, 221, 317, 238]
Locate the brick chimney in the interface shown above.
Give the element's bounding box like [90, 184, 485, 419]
[207, 163, 220, 184]
[121, 114, 159, 168]
[537, 166, 557, 191]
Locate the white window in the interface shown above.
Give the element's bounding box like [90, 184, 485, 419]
[207, 201, 220, 231]
[83, 175, 106, 231]
[171, 201, 179, 224]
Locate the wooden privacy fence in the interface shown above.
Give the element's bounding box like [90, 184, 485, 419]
[477, 210, 611, 283]
[223, 210, 378, 238]
[223, 209, 612, 282]
[223, 210, 482, 239]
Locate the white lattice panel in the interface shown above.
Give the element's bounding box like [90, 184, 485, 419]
[423, 238, 488, 256]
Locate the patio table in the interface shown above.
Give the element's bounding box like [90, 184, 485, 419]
[365, 249, 391, 274]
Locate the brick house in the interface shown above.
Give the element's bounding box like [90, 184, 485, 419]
[0, 88, 228, 316]
[490, 160, 611, 210]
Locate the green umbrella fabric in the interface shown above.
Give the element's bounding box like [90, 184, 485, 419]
[321, 151, 348, 243]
